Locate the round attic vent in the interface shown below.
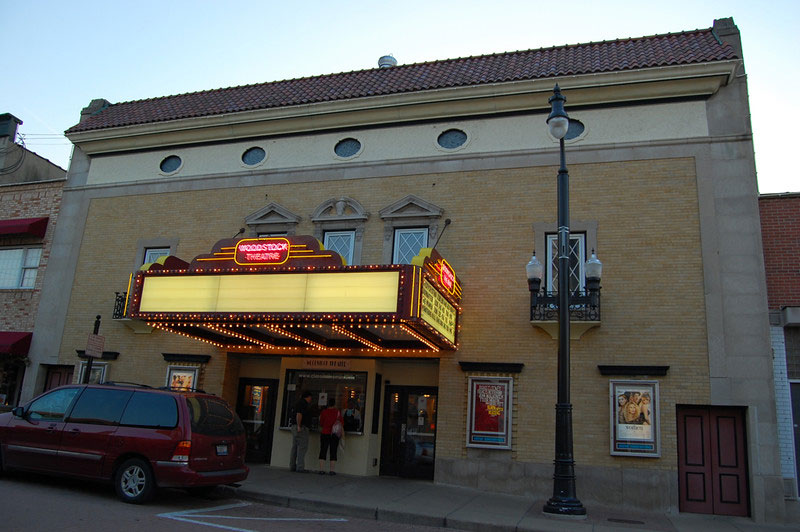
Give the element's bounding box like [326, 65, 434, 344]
[378, 55, 397, 68]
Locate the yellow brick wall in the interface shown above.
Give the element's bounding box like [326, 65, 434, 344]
[59, 156, 707, 471]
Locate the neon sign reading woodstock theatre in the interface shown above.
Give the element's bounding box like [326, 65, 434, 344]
[234, 238, 289, 265]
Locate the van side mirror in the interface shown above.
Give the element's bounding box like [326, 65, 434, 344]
[12, 406, 24, 418]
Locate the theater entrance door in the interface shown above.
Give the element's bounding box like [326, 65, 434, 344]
[380, 386, 437, 480]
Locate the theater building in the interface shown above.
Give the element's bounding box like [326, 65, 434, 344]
[23, 18, 796, 522]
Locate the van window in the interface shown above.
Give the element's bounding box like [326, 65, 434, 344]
[186, 396, 244, 436]
[27, 387, 81, 421]
[69, 388, 133, 425]
[120, 392, 178, 428]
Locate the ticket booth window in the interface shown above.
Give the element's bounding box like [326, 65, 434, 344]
[281, 370, 367, 433]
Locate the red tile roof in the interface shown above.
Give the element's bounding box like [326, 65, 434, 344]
[66, 27, 737, 134]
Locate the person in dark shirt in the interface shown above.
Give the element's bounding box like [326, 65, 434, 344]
[289, 391, 313, 472]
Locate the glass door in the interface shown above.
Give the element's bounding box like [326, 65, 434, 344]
[380, 386, 437, 479]
[236, 378, 278, 463]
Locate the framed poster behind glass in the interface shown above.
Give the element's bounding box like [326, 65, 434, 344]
[166, 366, 198, 391]
[78, 362, 107, 384]
[610, 380, 660, 457]
[466, 376, 512, 449]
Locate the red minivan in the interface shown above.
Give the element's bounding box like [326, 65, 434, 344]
[0, 383, 249, 503]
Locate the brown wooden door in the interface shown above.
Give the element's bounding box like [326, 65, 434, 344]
[44, 365, 74, 391]
[677, 406, 749, 517]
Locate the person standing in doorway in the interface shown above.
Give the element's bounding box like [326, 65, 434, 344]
[290, 391, 313, 472]
[318, 397, 343, 475]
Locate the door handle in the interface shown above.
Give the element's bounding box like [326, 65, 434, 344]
[400, 423, 406, 443]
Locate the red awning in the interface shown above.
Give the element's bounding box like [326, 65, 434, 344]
[0, 217, 49, 238]
[0, 332, 33, 356]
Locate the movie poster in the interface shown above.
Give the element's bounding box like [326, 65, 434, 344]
[167, 366, 198, 392]
[610, 380, 660, 457]
[466, 376, 512, 449]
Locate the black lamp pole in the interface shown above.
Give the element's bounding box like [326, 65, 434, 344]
[543, 85, 586, 517]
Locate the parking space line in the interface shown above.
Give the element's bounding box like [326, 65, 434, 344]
[158, 502, 348, 532]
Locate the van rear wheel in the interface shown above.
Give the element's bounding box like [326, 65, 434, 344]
[115, 458, 155, 504]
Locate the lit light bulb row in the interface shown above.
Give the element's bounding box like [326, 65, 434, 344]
[255, 324, 326, 349]
[144, 312, 454, 350]
[136, 312, 405, 324]
[205, 323, 277, 349]
[149, 323, 228, 349]
[150, 320, 443, 355]
[329, 324, 381, 350]
[141, 262, 408, 276]
[412, 318, 458, 349]
[395, 324, 440, 351]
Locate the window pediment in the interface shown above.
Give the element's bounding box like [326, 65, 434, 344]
[311, 197, 368, 222]
[379, 195, 443, 221]
[245, 202, 301, 236]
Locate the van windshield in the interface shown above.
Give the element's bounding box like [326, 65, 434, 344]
[186, 396, 244, 436]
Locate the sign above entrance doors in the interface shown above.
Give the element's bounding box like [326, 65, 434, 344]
[126, 235, 463, 356]
[191, 235, 344, 270]
[234, 238, 290, 265]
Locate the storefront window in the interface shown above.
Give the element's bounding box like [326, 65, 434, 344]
[280, 370, 367, 433]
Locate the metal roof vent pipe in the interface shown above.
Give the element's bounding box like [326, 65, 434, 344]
[378, 55, 397, 68]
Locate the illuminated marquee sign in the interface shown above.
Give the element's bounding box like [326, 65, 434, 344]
[420, 279, 457, 344]
[234, 238, 289, 265]
[412, 248, 461, 301]
[126, 235, 462, 354]
[439, 259, 455, 294]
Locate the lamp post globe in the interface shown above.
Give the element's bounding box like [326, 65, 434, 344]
[585, 251, 603, 281]
[526, 252, 544, 291]
[547, 84, 570, 139]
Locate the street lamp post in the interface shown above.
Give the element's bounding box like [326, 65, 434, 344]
[539, 84, 586, 516]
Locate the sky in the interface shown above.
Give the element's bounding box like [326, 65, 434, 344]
[3, 0, 799, 193]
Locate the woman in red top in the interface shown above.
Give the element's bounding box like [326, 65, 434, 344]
[318, 397, 343, 475]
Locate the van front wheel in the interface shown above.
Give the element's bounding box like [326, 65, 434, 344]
[115, 458, 155, 504]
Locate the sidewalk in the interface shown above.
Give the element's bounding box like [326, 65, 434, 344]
[232, 466, 796, 532]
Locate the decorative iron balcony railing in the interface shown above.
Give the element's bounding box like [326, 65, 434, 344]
[113, 292, 127, 320]
[530, 289, 601, 322]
